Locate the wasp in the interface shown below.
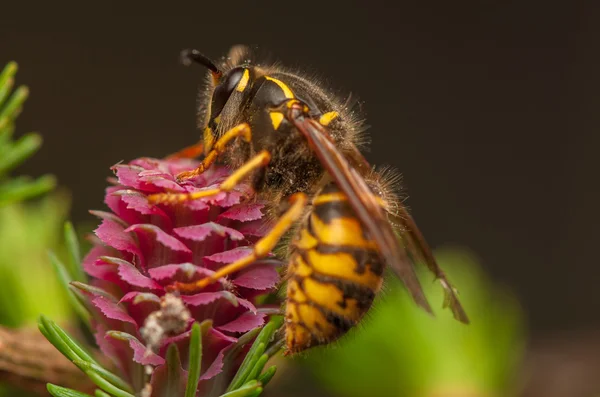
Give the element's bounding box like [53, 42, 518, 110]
[149, 45, 469, 354]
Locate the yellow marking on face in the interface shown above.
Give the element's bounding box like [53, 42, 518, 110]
[203, 126, 215, 154]
[214, 115, 222, 124]
[307, 250, 381, 290]
[310, 214, 377, 249]
[236, 69, 250, 92]
[319, 111, 339, 126]
[269, 111, 284, 130]
[265, 76, 295, 99]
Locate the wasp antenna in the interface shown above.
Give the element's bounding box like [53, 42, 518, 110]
[180, 49, 223, 80]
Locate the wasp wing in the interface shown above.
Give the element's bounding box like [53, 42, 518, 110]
[290, 116, 433, 314]
[393, 208, 469, 323]
[342, 138, 469, 323]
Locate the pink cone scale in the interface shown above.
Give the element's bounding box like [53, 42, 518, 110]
[79, 157, 280, 395]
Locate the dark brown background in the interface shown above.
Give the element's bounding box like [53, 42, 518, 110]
[2, 1, 598, 336]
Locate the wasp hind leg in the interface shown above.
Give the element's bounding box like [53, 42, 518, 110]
[167, 192, 308, 294]
[175, 122, 252, 182]
[148, 149, 271, 205]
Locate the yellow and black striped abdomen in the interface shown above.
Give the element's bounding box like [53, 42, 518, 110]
[285, 183, 384, 353]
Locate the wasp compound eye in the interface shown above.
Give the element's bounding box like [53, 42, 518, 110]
[210, 67, 246, 120]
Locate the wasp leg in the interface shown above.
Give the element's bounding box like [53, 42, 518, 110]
[167, 192, 308, 293]
[148, 150, 271, 205]
[175, 123, 252, 182]
[166, 140, 204, 160]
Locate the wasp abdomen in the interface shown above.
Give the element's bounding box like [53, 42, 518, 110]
[285, 183, 384, 353]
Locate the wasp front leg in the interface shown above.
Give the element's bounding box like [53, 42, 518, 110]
[148, 149, 270, 205]
[167, 192, 308, 293]
[175, 122, 252, 182]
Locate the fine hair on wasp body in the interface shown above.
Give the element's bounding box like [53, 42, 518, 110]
[150, 45, 469, 354]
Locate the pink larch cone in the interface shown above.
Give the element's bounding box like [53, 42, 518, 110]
[76, 156, 281, 395]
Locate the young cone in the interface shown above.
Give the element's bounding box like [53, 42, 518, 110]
[79, 156, 281, 395]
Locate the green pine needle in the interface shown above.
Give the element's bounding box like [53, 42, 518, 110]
[244, 388, 264, 397]
[227, 316, 283, 393]
[185, 322, 203, 397]
[39, 316, 136, 397]
[84, 370, 134, 397]
[0, 61, 55, 202]
[166, 344, 183, 395]
[0, 174, 56, 206]
[222, 327, 262, 367]
[228, 343, 265, 393]
[63, 221, 86, 282]
[256, 366, 276, 387]
[39, 315, 98, 365]
[70, 281, 117, 301]
[219, 381, 262, 397]
[245, 354, 269, 385]
[104, 330, 143, 345]
[39, 316, 79, 363]
[0, 132, 42, 175]
[72, 360, 133, 394]
[246, 390, 264, 397]
[47, 384, 94, 397]
[46, 221, 90, 327]
[0, 83, 28, 122]
[48, 251, 92, 328]
[0, 63, 16, 107]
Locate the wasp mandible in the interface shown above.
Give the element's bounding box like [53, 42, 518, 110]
[149, 46, 468, 354]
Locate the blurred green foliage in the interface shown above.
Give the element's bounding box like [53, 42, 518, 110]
[0, 62, 55, 206]
[0, 62, 73, 396]
[0, 61, 71, 327]
[300, 248, 525, 397]
[0, 193, 72, 326]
